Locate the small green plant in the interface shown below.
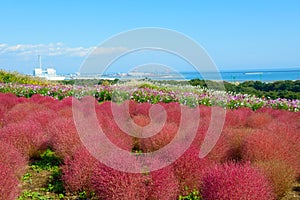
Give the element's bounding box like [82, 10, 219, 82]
[46, 168, 65, 194]
[30, 149, 62, 172]
[58, 193, 65, 199]
[22, 173, 33, 184]
[78, 191, 87, 199]
[18, 190, 53, 200]
[179, 189, 202, 200]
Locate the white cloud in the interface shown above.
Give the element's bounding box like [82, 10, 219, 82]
[0, 43, 127, 57]
[92, 47, 128, 55]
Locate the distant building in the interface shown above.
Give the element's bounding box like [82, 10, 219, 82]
[33, 55, 65, 80]
[33, 68, 43, 76]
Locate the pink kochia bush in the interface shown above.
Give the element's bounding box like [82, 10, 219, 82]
[0, 93, 299, 199]
[246, 112, 273, 128]
[241, 130, 299, 176]
[62, 147, 98, 194]
[0, 163, 21, 200]
[2, 102, 47, 126]
[91, 162, 152, 200]
[47, 117, 83, 158]
[172, 146, 214, 196]
[91, 161, 179, 200]
[148, 166, 179, 200]
[254, 160, 296, 199]
[0, 120, 48, 159]
[201, 162, 275, 200]
[96, 101, 136, 151]
[0, 93, 20, 110]
[0, 141, 27, 178]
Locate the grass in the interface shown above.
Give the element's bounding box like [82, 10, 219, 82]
[19, 149, 65, 199]
[179, 189, 202, 200]
[18, 148, 95, 199]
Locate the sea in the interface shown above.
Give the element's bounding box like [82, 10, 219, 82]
[100, 68, 300, 82]
[180, 69, 300, 82]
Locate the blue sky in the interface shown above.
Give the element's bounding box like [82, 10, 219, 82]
[0, 0, 299, 74]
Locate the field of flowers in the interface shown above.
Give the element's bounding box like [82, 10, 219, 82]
[0, 85, 299, 199]
[1, 81, 299, 111]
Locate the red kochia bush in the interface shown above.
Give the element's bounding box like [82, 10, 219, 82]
[201, 162, 275, 200]
[224, 107, 253, 127]
[172, 146, 214, 196]
[0, 93, 19, 110]
[139, 122, 179, 152]
[148, 166, 179, 200]
[2, 102, 47, 126]
[129, 100, 151, 117]
[159, 102, 181, 124]
[254, 160, 296, 199]
[0, 163, 20, 200]
[24, 109, 57, 128]
[223, 127, 253, 161]
[241, 130, 299, 175]
[0, 141, 27, 178]
[62, 147, 98, 194]
[47, 117, 83, 158]
[96, 101, 135, 151]
[91, 163, 151, 200]
[246, 112, 273, 128]
[0, 120, 48, 159]
[29, 94, 57, 109]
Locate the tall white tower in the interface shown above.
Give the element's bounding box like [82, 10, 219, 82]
[38, 55, 42, 69]
[33, 55, 43, 76]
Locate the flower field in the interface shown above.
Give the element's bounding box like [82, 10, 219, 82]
[1, 81, 299, 111]
[0, 84, 299, 199]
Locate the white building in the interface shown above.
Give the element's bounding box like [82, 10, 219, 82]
[33, 55, 65, 80]
[33, 68, 65, 81]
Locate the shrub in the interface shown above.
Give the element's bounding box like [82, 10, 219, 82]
[225, 107, 253, 127]
[201, 162, 275, 200]
[0, 141, 27, 178]
[25, 109, 57, 128]
[0, 163, 20, 200]
[148, 166, 179, 200]
[2, 102, 47, 126]
[47, 117, 83, 158]
[266, 121, 300, 177]
[0, 120, 48, 159]
[29, 94, 57, 107]
[160, 102, 182, 124]
[0, 105, 6, 127]
[204, 132, 231, 163]
[0, 92, 19, 110]
[129, 100, 151, 117]
[62, 147, 98, 195]
[96, 101, 135, 151]
[173, 146, 214, 196]
[132, 114, 151, 127]
[223, 127, 253, 161]
[246, 112, 273, 128]
[241, 130, 299, 175]
[254, 160, 296, 199]
[91, 162, 151, 200]
[52, 96, 78, 111]
[139, 122, 179, 152]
